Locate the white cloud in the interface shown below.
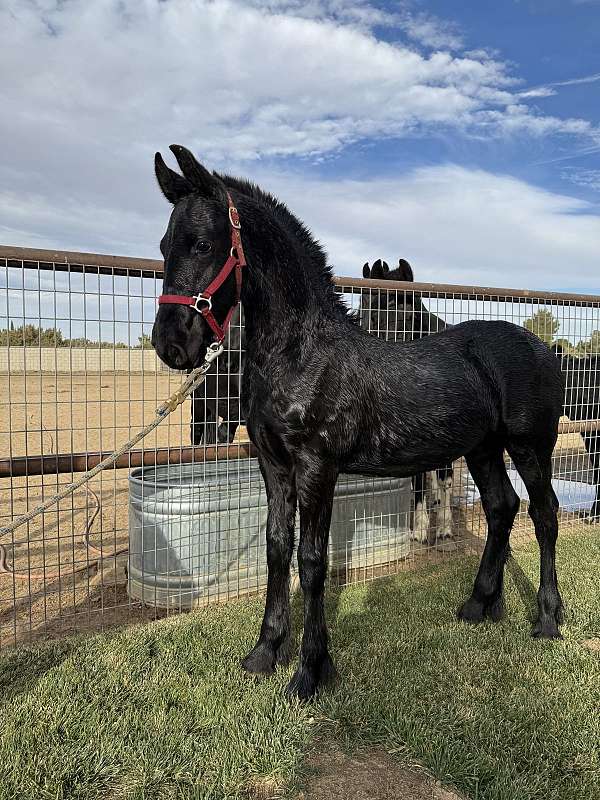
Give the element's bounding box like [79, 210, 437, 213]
[395, 9, 464, 51]
[4, 160, 600, 292]
[260, 166, 600, 291]
[515, 71, 600, 102]
[562, 168, 600, 192]
[0, 0, 597, 176]
[517, 88, 557, 99]
[551, 71, 600, 87]
[1, 0, 599, 293]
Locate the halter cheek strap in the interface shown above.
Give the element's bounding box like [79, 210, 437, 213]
[157, 192, 246, 343]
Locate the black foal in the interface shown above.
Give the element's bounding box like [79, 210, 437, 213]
[151, 146, 565, 700]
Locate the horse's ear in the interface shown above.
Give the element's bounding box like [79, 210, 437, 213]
[362, 263, 370, 279]
[397, 258, 414, 282]
[169, 144, 220, 197]
[371, 259, 385, 279]
[155, 152, 192, 204]
[382, 261, 389, 274]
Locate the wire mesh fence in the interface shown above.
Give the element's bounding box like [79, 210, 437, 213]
[0, 246, 598, 649]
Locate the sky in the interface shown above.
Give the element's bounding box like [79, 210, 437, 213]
[1, 0, 600, 295]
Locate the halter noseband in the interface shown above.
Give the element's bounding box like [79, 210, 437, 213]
[157, 191, 246, 344]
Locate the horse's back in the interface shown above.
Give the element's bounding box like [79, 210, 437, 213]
[446, 320, 564, 440]
[361, 318, 563, 444]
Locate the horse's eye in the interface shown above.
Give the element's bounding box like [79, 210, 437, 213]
[195, 240, 212, 255]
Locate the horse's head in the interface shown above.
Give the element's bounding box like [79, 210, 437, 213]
[360, 258, 416, 340]
[151, 145, 242, 370]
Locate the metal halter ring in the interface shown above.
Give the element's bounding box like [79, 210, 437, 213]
[192, 295, 212, 313]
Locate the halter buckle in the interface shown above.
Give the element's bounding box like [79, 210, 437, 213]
[228, 206, 241, 229]
[192, 295, 212, 313]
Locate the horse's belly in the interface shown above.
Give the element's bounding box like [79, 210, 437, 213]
[340, 417, 489, 477]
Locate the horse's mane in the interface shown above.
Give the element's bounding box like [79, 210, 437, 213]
[216, 172, 352, 321]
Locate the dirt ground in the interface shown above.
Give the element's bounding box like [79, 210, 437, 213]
[0, 372, 584, 461]
[294, 744, 464, 800]
[0, 373, 596, 649]
[0, 372, 196, 456]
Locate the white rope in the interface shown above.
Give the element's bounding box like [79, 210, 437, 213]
[0, 342, 224, 540]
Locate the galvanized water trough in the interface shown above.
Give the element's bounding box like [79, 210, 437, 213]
[128, 458, 411, 608]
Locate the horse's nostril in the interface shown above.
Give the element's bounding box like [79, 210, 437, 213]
[168, 343, 188, 368]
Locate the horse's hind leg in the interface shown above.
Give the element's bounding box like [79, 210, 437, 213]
[433, 462, 454, 541]
[582, 432, 600, 522]
[507, 440, 563, 638]
[411, 471, 430, 544]
[458, 441, 519, 623]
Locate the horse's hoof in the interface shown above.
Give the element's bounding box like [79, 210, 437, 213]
[241, 643, 276, 676]
[275, 638, 294, 667]
[457, 596, 486, 624]
[531, 619, 563, 639]
[285, 669, 317, 702]
[285, 655, 335, 702]
[435, 538, 457, 553]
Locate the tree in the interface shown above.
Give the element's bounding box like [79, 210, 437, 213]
[0, 324, 128, 348]
[553, 337, 574, 355]
[523, 309, 560, 345]
[0, 324, 64, 347]
[576, 330, 600, 356]
[137, 333, 154, 349]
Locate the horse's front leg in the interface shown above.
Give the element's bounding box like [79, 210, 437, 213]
[286, 459, 338, 701]
[216, 383, 241, 443]
[189, 385, 207, 445]
[582, 432, 600, 522]
[242, 455, 296, 675]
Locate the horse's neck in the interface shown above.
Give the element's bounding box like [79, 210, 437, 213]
[238, 206, 342, 356]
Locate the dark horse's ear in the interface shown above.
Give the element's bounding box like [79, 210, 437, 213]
[155, 152, 192, 204]
[169, 144, 221, 198]
[397, 258, 414, 282]
[382, 261, 389, 274]
[371, 259, 386, 279]
[363, 263, 371, 279]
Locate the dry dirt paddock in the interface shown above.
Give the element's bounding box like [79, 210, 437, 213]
[0, 372, 595, 648]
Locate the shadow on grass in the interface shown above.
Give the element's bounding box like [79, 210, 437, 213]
[0, 637, 77, 706]
[303, 534, 600, 800]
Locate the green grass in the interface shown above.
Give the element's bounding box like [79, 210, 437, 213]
[1, 529, 599, 800]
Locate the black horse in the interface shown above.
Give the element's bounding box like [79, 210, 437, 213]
[189, 307, 243, 445]
[360, 258, 453, 544]
[152, 145, 564, 700]
[552, 344, 600, 521]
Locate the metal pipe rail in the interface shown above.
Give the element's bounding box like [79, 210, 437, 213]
[2, 245, 600, 306]
[1, 244, 598, 479]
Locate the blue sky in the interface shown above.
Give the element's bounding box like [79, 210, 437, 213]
[1, 0, 599, 295]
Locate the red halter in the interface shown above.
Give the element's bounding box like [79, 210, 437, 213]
[157, 192, 246, 343]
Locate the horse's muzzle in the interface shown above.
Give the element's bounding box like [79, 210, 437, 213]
[151, 305, 206, 370]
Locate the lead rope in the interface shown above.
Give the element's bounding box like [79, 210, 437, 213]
[0, 342, 224, 550]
